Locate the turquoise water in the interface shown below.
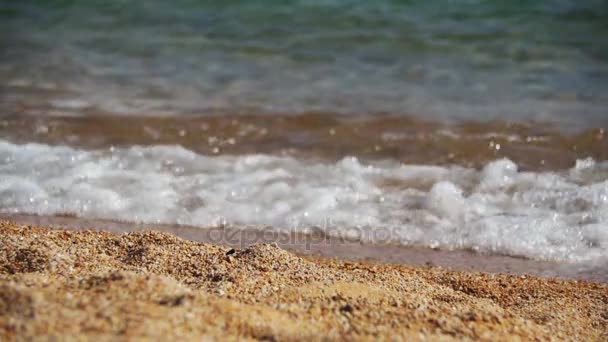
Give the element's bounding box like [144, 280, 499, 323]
[1, 0, 607, 126]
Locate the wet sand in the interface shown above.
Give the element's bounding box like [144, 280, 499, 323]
[1, 220, 607, 340]
[3, 214, 607, 283]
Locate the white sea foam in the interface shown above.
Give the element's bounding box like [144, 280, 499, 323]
[1, 140, 607, 262]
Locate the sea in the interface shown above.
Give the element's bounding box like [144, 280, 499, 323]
[1, 0, 607, 278]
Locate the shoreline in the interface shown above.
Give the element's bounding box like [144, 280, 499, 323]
[3, 214, 607, 283]
[1, 220, 607, 340]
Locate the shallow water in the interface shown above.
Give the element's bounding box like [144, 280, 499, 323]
[2, 139, 608, 264]
[2, 0, 608, 127]
[1, 114, 607, 171]
[1, 1, 607, 267]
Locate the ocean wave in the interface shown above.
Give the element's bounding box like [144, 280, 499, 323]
[1, 140, 607, 262]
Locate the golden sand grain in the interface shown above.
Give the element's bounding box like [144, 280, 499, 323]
[1, 221, 606, 341]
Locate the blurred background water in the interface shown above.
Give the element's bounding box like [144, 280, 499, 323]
[1, 0, 607, 128]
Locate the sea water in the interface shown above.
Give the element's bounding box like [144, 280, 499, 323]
[1, 140, 607, 263]
[1, 1, 607, 266]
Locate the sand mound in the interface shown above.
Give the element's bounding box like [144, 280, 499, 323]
[1, 221, 606, 340]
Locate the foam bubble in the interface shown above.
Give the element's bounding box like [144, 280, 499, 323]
[1, 140, 607, 262]
[426, 182, 465, 220]
[477, 158, 518, 191]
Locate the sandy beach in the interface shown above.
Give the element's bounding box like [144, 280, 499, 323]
[1, 221, 606, 341]
[3, 1, 608, 341]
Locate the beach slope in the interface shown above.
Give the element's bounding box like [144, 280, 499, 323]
[1, 221, 606, 340]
